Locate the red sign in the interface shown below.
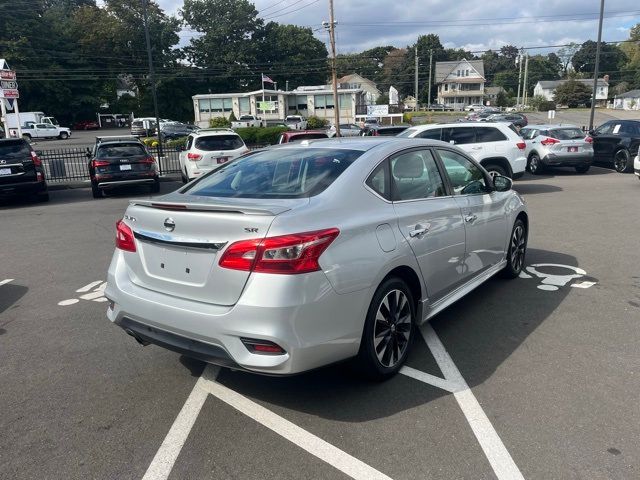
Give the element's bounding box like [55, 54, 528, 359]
[0, 70, 16, 81]
[0, 89, 19, 99]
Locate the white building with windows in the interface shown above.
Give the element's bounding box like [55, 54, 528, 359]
[435, 59, 485, 110]
[192, 85, 367, 127]
[533, 78, 609, 106]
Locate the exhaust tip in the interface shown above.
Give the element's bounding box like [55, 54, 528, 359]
[124, 328, 150, 346]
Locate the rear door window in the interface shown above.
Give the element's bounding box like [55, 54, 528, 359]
[415, 128, 442, 140]
[548, 128, 585, 140]
[183, 148, 363, 198]
[195, 135, 244, 151]
[390, 149, 446, 201]
[475, 127, 507, 142]
[442, 127, 476, 145]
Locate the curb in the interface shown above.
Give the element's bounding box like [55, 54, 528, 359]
[46, 174, 181, 191]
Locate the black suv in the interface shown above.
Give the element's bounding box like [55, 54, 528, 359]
[590, 120, 640, 173]
[87, 136, 160, 198]
[0, 138, 49, 202]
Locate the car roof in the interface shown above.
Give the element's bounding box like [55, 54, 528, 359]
[192, 128, 238, 136]
[408, 122, 509, 129]
[523, 124, 581, 129]
[267, 136, 453, 152]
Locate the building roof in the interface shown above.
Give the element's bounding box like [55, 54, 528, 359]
[435, 60, 485, 83]
[536, 79, 609, 89]
[192, 87, 363, 100]
[617, 89, 640, 99]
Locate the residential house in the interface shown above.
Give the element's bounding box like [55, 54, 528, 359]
[435, 59, 485, 110]
[484, 86, 505, 106]
[336, 73, 381, 105]
[612, 89, 640, 110]
[533, 78, 609, 106]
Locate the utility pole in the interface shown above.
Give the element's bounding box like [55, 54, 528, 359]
[327, 0, 340, 137]
[414, 47, 419, 111]
[427, 49, 433, 108]
[522, 54, 529, 107]
[589, 0, 605, 131]
[142, 0, 163, 159]
[515, 48, 524, 110]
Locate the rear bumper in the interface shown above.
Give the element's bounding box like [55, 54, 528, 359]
[0, 179, 47, 196]
[542, 153, 593, 167]
[105, 250, 368, 375]
[96, 177, 157, 188]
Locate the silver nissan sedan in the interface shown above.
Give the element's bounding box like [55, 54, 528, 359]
[105, 138, 528, 379]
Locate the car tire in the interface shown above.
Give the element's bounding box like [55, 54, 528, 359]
[613, 149, 633, 173]
[150, 178, 160, 193]
[59, 132, 69, 140]
[356, 277, 415, 380]
[91, 182, 103, 199]
[527, 154, 544, 175]
[181, 169, 189, 184]
[500, 218, 527, 279]
[483, 162, 509, 178]
[22, 134, 31, 142]
[575, 165, 590, 174]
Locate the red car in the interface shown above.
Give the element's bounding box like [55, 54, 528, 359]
[277, 130, 328, 144]
[73, 120, 100, 130]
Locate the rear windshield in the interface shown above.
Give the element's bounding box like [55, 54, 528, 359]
[97, 144, 146, 158]
[288, 133, 328, 142]
[131, 121, 143, 127]
[0, 140, 31, 160]
[548, 128, 585, 140]
[396, 128, 420, 138]
[195, 135, 244, 151]
[183, 147, 363, 198]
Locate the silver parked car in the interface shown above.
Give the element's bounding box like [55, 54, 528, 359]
[520, 124, 593, 174]
[105, 138, 528, 379]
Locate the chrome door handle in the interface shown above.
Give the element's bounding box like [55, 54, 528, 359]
[409, 225, 429, 237]
[464, 213, 477, 223]
[471, 146, 483, 150]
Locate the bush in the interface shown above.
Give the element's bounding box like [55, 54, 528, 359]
[306, 116, 327, 129]
[235, 126, 288, 145]
[228, 111, 237, 123]
[165, 136, 187, 148]
[141, 137, 156, 147]
[209, 117, 231, 128]
[538, 101, 557, 112]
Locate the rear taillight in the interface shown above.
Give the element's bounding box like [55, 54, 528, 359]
[219, 228, 340, 274]
[187, 152, 202, 161]
[540, 137, 560, 146]
[140, 156, 156, 164]
[115, 220, 136, 252]
[92, 159, 110, 168]
[516, 141, 526, 150]
[30, 150, 42, 167]
[584, 136, 593, 144]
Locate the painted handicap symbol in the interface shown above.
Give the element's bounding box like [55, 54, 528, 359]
[519, 263, 597, 291]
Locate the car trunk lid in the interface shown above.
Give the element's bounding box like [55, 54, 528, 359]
[120, 195, 307, 305]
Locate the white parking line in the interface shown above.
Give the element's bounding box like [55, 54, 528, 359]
[199, 366, 393, 480]
[76, 280, 103, 293]
[141, 369, 216, 480]
[419, 323, 525, 480]
[0, 278, 14, 287]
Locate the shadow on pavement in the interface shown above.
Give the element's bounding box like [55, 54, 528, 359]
[198, 248, 580, 422]
[0, 283, 29, 335]
[514, 183, 563, 195]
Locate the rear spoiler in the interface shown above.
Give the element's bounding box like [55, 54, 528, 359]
[129, 199, 291, 216]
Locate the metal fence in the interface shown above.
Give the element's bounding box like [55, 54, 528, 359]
[38, 144, 183, 183]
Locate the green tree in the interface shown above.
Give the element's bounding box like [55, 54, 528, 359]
[572, 40, 627, 77]
[553, 79, 592, 107]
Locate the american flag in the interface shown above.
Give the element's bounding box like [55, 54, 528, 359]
[261, 74, 274, 84]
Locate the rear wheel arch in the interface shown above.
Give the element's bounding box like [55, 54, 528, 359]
[380, 265, 424, 322]
[480, 157, 513, 177]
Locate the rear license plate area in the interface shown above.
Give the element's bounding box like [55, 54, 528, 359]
[0, 168, 11, 175]
[568, 147, 578, 153]
[216, 157, 229, 164]
[141, 243, 215, 284]
[120, 164, 132, 171]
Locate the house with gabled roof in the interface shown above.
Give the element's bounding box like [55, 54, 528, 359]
[435, 59, 485, 110]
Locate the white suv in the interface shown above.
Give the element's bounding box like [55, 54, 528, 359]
[397, 122, 527, 178]
[179, 128, 249, 182]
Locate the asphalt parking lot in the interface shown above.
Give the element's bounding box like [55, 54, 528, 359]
[1, 168, 639, 479]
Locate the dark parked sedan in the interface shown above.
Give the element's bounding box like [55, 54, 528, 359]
[590, 119, 640, 173]
[159, 123, 196, 141]
[0, 138, 49, 202]
[362, 125, 410, 136]
[87, 137, 159, 198]
[486, 113, 528, 129]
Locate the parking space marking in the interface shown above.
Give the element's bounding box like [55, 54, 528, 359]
[198, 365, 393, 480]
[419, 323, 525, 480]
[400, 366, 459, 392]
[142, 369, 215, 480]
[0, 278, 14, 287]
[58, 281, 107, 306]
[76, 280, 103, 293]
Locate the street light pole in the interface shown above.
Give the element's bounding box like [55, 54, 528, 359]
[589, 0, 605, 131]
[328, 0, 340, 136]
[142, 0, 163, 159]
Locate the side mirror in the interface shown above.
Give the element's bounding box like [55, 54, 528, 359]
[85, 147, 92, 159]
[588, 129, 596, 136]
[493, 175, 512, 192]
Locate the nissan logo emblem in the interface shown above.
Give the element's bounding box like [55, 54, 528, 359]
[163, 218, 175, 232]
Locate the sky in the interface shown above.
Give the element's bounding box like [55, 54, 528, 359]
[158, 0, 640, 55]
